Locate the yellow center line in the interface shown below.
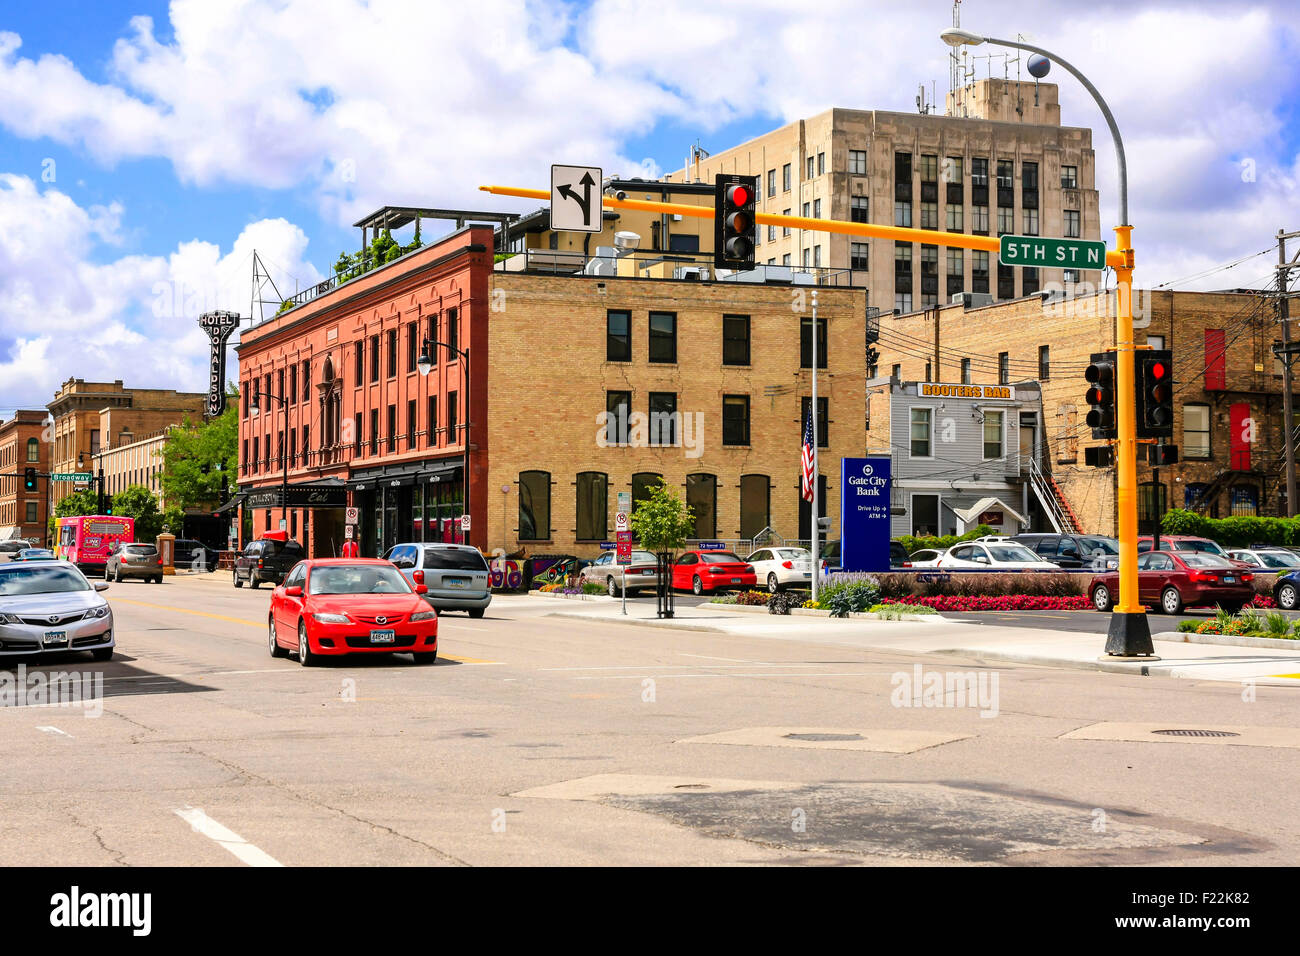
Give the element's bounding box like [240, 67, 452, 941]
[110, 597, 499, 664]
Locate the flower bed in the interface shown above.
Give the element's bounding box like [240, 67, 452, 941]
[892, 594, 1092, 612]
[1178, 606, 1297, 638]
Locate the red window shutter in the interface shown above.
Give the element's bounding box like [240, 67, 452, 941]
[1205, 329, 1226, 391]
[1229, 402, 1251, 471]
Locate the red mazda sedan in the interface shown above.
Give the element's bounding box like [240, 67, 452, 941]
[1089, 550, 1255, 615]
[672, 550, 757, 595]
[268, 559, 438, 665]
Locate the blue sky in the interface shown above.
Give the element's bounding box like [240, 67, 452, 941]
[1, 0, 1299, 415]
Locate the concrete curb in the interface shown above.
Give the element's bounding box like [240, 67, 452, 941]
[528, 591, 621, 603]
[1152, 630, 1300, 650]
[545, 611, 728, 633]
[708, 602, 936, 623]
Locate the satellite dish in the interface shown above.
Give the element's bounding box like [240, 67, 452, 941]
[614, 231, 641, 252]
[1027, 54, 1050, 79]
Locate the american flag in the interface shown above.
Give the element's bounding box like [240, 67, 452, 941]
[800, 408, 816, 503]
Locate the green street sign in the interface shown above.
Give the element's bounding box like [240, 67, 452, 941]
[51, 472, 94, 482]
[999, 235, 1108, 270]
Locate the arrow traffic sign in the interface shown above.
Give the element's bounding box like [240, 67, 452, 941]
[999, 235, 1108, 270]
[551, 164, 602, 233]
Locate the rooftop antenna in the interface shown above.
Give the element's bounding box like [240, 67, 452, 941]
[689, 141, 711, 182]
[947, 0, 965, 117]
[249, 250, 284, 326]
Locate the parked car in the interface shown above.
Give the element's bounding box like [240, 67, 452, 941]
[0, 559, 114, 661]
[104, 543, 163, 583]
[1089, 550, 1255, 614]
[12, 548, 55, 562]
[936, 541, 1057, 570]
[1227, 548, 1300, 571]
[267, 559, 438, 665]
[1011, 532, 1120, 570]
[672, 550, 757, 595]
[174, 538, 218, 571]
[233, 535, 306, 589]
[383, 542, 492, 617]
[0, 539, 34, 555]
[1273, 570, 1300, 610]
[579, 549, 662, 596]
[817, 538, 911, 575]
[1136, 535, 1250, 568]
[907, 548, 947, 567]
[745, 546, 813, 592]
[890, 540, 912, 569]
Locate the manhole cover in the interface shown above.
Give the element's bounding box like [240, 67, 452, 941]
[1153, 729, 1240, 738]
[784, 733, 865, 742]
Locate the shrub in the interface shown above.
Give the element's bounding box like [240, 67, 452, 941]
[825, 591, 858, 618]
[768, 591, 803, 615]
[869, 602, 937, 617]
[850, 571, 1088, 600]
[1176, 619, 1199, 632]
[710, 593, 738, 604]
[736, 590, 771, 607]
[582, 581, 606, 595]
[1264, 611, 1292, 636]
[1162, 508, 1300, 548]
[818, 578, 880, 610]
[897, 524, 995, 557]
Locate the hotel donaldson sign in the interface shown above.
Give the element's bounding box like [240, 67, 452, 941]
[998, 235, 1108, 270]
[198, 310, 240, 418]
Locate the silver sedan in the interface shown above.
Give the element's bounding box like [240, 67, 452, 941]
[0, 560, 114, 661]
[580, 550, 662, 596]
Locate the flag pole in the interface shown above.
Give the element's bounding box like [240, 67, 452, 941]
[811, 289, 819, 604]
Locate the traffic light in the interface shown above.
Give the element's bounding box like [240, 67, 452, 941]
[1084, 446, 1115, 467]
[103, 496, 113, 516]
[1145, 444, 1179, 465]
[713, 173, 757, 269]
[1084, 350, 1117, 439]
[23, 467, 36, 492]
[1136, 349, 1174, 439]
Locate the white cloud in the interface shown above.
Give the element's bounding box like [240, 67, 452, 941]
[0, 174, 320, 411]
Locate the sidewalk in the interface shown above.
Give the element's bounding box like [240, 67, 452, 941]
[524, 594, 1300, 686]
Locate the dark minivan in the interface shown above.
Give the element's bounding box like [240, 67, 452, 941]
[1011, 533, 1119, 570]
[233, 536, 305, 589]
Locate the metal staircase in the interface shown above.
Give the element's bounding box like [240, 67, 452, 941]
[1028, 458, 1082, 534]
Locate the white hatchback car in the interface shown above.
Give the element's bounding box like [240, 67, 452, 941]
[907, 548, 947, 567]
[745, 547, 813, 592]
[1227, 548, 1300, 571]
[936, 541, 1057, 570]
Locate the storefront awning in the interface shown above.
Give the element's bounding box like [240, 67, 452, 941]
[350, 461, 463, 491]
[244, 482, 348, 510]
[212, 493, 245, 515]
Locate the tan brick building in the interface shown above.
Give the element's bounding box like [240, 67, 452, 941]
[869, 288, 1290, 534]
[0, 410, 49, 543]
[45, 379, 205, 507]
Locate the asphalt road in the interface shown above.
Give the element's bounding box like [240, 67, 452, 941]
[2, 572, 1298, 866]
[946, 607, 1300, 634]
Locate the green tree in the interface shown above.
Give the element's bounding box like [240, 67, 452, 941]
[159, 387, 238, 510]
[112, 485, 164, 542]
[628, 479, 696, 554]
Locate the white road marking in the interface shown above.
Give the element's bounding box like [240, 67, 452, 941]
[678, 652, 757, 663]
[36, 725, 71, 737]
[542, 662, 841, 672]
[174, 806, 284, 867]
[573, 671, 885, 680]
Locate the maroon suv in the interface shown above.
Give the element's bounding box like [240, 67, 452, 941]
[1090, 550, 1255, 614]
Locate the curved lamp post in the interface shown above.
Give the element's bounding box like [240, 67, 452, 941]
[418, 338, 471, 544]
[248, 389, 290, 534]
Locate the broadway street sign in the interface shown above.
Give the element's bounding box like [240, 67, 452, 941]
[999, 235, 1108, 270]
[50, 472, 93, 482]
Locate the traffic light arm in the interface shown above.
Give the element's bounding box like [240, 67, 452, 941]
[480, 184, 1128, 268]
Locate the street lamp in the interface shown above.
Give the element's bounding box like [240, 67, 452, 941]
[418, 337, 472, 544]
[249, 389, 290, 535]
[941, 28, 1148, 656]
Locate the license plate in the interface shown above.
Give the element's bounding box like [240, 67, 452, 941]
[43, 630, 67, 646]
[369, 629, 395, 644]
[445, 577, 468, 589]
[731, 577, 741, 584]
[1223, 576, 1236, 583]
[640, 569, 654, 575]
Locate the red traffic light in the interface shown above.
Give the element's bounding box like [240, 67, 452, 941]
[727, 184, 751, 207]
[1150, 361, 1167, 380]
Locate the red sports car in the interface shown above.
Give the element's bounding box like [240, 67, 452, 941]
[1089, 549, 1255, 615]
[268, 558, 439, 665]
[672, 550, 757, 595]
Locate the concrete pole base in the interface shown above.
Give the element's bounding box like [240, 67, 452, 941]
[1104, 611, 1156, 657]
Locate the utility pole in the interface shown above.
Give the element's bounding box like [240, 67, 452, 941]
[933, 307, 941, 380]
[810, 289, 820, 605]
[1279, 229, 1298, 516]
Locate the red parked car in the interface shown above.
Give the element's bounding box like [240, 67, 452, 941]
[267, 558, 438, 665]
[672, 550, 757, 595]
[1089, 550, 1255, 615]
[1136, 535, 1252, 569]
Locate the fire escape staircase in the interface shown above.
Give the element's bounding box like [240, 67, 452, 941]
[1028, 458, 1082, 534]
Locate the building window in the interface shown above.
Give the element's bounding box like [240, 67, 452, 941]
[848, 150, 867, 175]
[386, 329, 397, 378]
[649, 311, 676, 363]
[723, 314, 750, 365]
[369, 334, 380, 383]
[1063, 269, 1080, 283]
[739, 475, 770, 540]
[894, 201, 912, 227]
[631, 473, 661, 520]
[518, 471, 550, 541]
[605, 391, 631, 445]
[817, 152, 825, 175]
[447, 391, 458, 444]
[919, 154, 938, 182]
[289, 363, 298, 404]
[782, 253, 791, 266]
[407, 399, 416, 448]
[355, 340, 364, 385]
[920, 201, 938, 229]
[971, 157, 988, 187]
[972, 251, 990, 293]
[801, 396, 829, 448]
[961, 358, 971, 384]
[369, 409, 379, 454]
[946, 203, 963, 232]
[806, 155, 815, 179]
[947, 248, 964, 293]
[1064, 209, 1081, 238]
[25, 438, 38, 462]
[575, 472, 608, 541]
[971, 205, 989, 234]
[649, 392, 677, 446]
[912, 493, 939, 537]
[606, 310, 631, 362]
[447, 308, 458, 355]
[722, 395, 750, 446]
[996, 159, 1013, 189]
[813, 198, 821, 219]
[997, 206, 1013, 235]
[1023, 267, 1039, 295]
[1148, 334, 1165, 350]
[998, 352, 1010, 385]
[851, 242, 869, 270]
[800, 317, 828, 369]
[802, 201, 810, 219]
[782, 211, 791, 237]
[895, 292, 913, 314]
[386, 404, 396, 451]
[289, 428, 297, 465]
[1023, 208, 1039, 235]
[910, 407, 932, 457]
[425, 399, 436, 447]
[25, 502, 37, 523]
[983, 410, 1004, 460]
[1184, 404, 1211, 458]
[406, 321, 419, 373]
[1061, 165, 1078, 189]
[356, 413, 364, 454]
[767, 224, 776, 242]
[851, 196, 869, 223]
[782, 163, 791, 191]
[1038, 346, 1050, 380]
[1023, 162, 1039, 191]
[686, 474, 717, 539]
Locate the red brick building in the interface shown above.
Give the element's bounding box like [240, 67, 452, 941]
[233, 226, 492, 556]
[0, 410, 50, 544]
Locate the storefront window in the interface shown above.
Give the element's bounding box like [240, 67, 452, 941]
[519, 471, 550, 541]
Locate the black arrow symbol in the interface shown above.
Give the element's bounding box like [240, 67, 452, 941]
[557, 171, 596, 225]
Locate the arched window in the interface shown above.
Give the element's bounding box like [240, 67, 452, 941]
[25, 438, 39, 463]
[739, 475, 770, 540]
[631, 473, 661, 515]
[519, 471, 551, 541]
[686, 473, 717, 540]
[575, 472, 608, 541]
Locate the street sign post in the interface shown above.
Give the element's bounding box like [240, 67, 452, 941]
[617, 492, 631, 512]
[614, 511, 629, 533]
[550, 164, 603, 233]
[345, 507, 359, 525]
[460, 514, 471, 533]
[998, 235, 1108, 270]
[616, 530, 633, 615]
[50, 472, 93, 482]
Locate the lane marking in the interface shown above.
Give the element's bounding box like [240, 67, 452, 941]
[542, 662, 843, 671]
[174, 806, 283, 867]
[36, 725, 72, 737]
[574, 671, 884, 680]
[678, 652, 756, 663]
